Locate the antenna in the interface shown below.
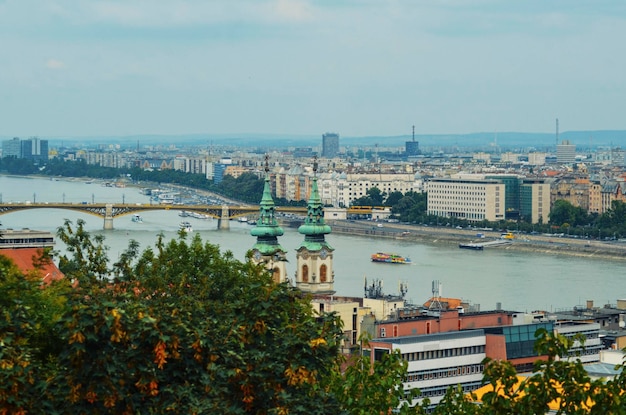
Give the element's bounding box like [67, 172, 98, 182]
[429, 280, 442, 311]
[412, 125, 415, 142]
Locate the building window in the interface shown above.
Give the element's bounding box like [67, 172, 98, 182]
[302, 264, 309, 282]
[319, 264, 327, 282]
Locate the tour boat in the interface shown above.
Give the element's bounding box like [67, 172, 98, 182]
[371, 252, 411, 264]
[179, 221, 193, 233]
[131, 214, 143, 223]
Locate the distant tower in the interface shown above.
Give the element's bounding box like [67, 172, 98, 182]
[556, 118, 559, 150]
[295, 156, 335, 295]
[405, 125, 420, 156]
[321, 133, 339, 158]
[250, 155, 288, 283]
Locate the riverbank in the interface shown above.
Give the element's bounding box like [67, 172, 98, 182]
[326, 220, 626, 261]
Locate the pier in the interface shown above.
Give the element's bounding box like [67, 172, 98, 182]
[459, 240, 513, 250]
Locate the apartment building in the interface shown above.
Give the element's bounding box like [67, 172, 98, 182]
[341, 172, 416, 207]
[551, 176, 592, 211]
[173, 156, 209, 176]
[601, 180, 626, 213]
[527, 152, 547, 166]
[426, 178, 505, 222]
[519, 179, 551, 224]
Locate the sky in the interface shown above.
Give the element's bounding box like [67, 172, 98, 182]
[1, 0, 625, 139]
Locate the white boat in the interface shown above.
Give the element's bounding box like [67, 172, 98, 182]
[238, 217, 248, 223]
[131, 214, 143, 223]
[179, 221, 193, 233]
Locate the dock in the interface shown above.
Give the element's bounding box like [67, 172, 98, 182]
[459, 240, 513, 250]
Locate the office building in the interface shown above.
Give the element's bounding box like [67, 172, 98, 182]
[556, 140, 576, 164]
[321, 133, 339, 158]
[2, 137, 22, 158]
[426, 178, 505, 222]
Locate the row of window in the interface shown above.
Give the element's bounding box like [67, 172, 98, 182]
[402, 345, 485, 362]
[404, 380, 483, 400]
[405, 363, 484, 383]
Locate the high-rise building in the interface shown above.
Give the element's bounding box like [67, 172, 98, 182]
[19, 137, 48, 162]
[519, 179, 550, 224]
[1, 137, 21, 158]
[321, 132, 339, 158]
[556, 140, 576, 164]
[405, 140, 420, 156]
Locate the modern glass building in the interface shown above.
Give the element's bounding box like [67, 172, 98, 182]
[321, 133, 339, 158]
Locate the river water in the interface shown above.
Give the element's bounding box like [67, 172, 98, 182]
[1, 175, 624, 313]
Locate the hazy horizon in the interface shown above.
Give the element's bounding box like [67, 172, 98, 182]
[2, 1, 625, 138]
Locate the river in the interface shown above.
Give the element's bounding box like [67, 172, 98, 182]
[1, 174, 624, 313]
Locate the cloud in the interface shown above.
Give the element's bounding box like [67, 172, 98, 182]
[45, 59, 65, 70]
[269, 0, 314, 22]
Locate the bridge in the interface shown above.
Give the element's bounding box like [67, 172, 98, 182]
[0, 203, 373, 230]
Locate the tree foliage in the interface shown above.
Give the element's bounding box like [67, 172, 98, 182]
[3, 221, 626, 413]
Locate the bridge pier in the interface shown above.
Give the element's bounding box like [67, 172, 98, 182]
[104, 204, 114, 230]
[218, 205, 230, 230]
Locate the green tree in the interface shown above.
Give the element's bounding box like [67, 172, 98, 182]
[549, 199, 588, 227]
[352, 187, 385, 207]
[46, 222, 346, 414]
[0, 252, 71, 413]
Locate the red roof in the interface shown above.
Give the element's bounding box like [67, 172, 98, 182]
[0, 248, 64, 285]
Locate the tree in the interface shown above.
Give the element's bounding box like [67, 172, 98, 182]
[0, 252, 71, 413]
[44, 223, 346, 414]
[352, 187, 385, 207]
[4, 221, 626, 414]
[549, 199, 588, 227]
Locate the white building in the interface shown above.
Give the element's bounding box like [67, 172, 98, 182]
[528, 152, 547, 166]
[556, 140, 576, 164]
[426, 178, 506, 222]
[553, 321, 602, 364]
[370, 330, 486, 409]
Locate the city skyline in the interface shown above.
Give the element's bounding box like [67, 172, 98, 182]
[1, 1, 625, 138]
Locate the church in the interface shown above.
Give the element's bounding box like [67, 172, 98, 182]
[249, 156, 407, 353]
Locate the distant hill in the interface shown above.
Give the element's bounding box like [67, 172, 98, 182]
[6, 130, 624, 150]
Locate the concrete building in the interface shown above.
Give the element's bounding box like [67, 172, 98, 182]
[371, 330, 486, 408]
[1, 137, 21, 158]
[426, 178, 506, 222]
[527, 152, 547, 166]
[405, 140, 420, 157]
[519, 179, 551, 224]
[556, 140, 576, 164]
[321, 133, 339, 158]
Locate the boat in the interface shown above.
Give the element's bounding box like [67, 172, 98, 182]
[238, 217, 248, 223]
[459, 243, 483, 250]
[371, 252, 411, 264]
[131, 214, 143, 223]
[179, 221, 193, 233]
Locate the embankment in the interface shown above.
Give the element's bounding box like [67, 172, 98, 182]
[324, 220, 626, 261]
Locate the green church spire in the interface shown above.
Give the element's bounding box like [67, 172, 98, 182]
[250, 155, 285, 254]
[298, 156, 332, 248]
